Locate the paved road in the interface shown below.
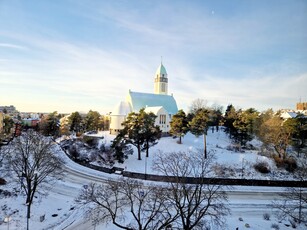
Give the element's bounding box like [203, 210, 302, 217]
[49, 159, 285, 230]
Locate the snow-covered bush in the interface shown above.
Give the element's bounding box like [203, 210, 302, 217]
[284, 157, 297, 172]
[263, 212, 270, 220]
[254, 160, 270, 174]
[226, 144, 244, 152]
[271, 223, 280, 230]
[212, 163, 236, 177]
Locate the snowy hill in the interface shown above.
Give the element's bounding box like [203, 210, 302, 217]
[0, 128, 304, 230]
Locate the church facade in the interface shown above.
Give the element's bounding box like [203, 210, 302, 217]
[109, 63, 178, 135]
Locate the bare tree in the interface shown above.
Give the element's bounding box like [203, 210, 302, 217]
[6, 130, 63, 230]
[273, 157, 307, 225]
[189, 98, 208, 114]
[76, 178, 177, 230]
[152, 150, 230, 229]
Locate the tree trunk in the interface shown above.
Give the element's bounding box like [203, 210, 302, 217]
[179, 136, 182, 144]
[204, 134, 207, 159]
[137, 145, 141, 160]
[146, 141, 149, 157]
[27, 202, 31, 230]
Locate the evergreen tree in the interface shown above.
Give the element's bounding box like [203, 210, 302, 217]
[292, 113, 307, 157]
[84, 110, 101, 132]
[233, 108, 259, 146]
[208, 104, 223, 132]
[189, 108, 209, 158]
[121, 111, 145, 160]
[121, 109, 161, 160]
[39, 111, 60, 137]
[170, 109, 189, 144]
[224, 104, 237, 137]
[3, 116, 14, 134]
[68, 111, 83, 133]
[141, 111, 161, 157]
[111, 131, 133, 163]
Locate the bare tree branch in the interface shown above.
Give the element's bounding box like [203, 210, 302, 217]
[153, 150, 230, 229]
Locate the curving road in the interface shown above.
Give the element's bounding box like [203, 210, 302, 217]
[47, 155, 286, 230]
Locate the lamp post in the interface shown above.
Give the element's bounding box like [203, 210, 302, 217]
[4, 215, 11, 230]
[241, 158, 245, 179]
[145, 156, 147, 180]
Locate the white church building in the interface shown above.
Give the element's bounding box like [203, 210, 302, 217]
[109, 63, 178, 135]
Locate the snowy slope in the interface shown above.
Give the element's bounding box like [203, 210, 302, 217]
[0, 129, 304, 230]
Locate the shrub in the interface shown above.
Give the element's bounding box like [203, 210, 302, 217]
[271, 223, 280, 230]
[263, 212, 270, 221]
[82, 136, 96, 147]
[284, 157, 297, 172]
[0, 178, 6, 185]
[254, 161, 270, 173]
[273, 155, 284, 168]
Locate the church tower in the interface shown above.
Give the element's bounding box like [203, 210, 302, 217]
[154, 62, 168, 95]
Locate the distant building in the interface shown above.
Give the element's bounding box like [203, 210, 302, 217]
[0, 105, 17, 114]
[109, 63, 178, 135]
[296, 102, 307, 110]
[22, 118, 40, 128]
[280, 111, 298, 120]
[0, 112, 4, 133]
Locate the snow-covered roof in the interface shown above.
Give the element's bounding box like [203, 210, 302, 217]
[144, 106, 164, 115]
[281, 111, 297, 119]
[127, 91, 178, 115]
[111, 101, 132, 116]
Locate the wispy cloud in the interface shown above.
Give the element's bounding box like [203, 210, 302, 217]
[0, 1, 306, 113]
[0, 43, 28, 50]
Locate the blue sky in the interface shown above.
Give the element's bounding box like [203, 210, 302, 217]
[0, 0, 306, 114]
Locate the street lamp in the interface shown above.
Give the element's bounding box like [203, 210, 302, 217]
[241, 158, 245, 179]
[144, 156, 147, 180]
[4, 215, 11, 230]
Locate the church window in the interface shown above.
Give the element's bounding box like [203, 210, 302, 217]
[159, 114, 166, 124]
[161, 83, 165, 92]
[162, 74, 164, 77]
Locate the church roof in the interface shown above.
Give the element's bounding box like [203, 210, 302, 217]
[155, 63, 167, 76]
[144, 106, 164, 115]
[127, 91, 178, 115]
[111, 101, 132, 115]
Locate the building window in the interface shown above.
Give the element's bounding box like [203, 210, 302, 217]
[161, 83, 165, 92]
[159, 114, 166, 124]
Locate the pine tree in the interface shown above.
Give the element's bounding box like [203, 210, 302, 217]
[121, 109, 161, 160]
[121, 111, 145, 160]
[84, 110, 101, 132]
[189, 108, 209, 158]
[68, 111, 83, 133]
[141, 111, 161, 157]
[233, 108, 259, 146]
[39, 111, 60, 137]
[3, 116, 14, 134]
[224, 104, 238, 136]
[170, 109, 189, 144]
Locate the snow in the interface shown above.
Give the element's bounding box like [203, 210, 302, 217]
[0, 128, 305, 230]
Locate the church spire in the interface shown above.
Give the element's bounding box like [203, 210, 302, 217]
[154, 62, 168, 95]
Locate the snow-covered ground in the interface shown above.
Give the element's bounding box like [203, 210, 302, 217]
[0, 129, 305, 230]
